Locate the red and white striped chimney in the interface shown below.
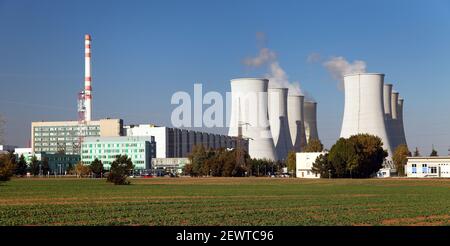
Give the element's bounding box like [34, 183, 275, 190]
[84, 34, 92, 121]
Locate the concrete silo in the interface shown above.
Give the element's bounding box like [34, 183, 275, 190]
[340, 73, 393, 159]
[268, 87, 293, 160]
[228, 78, 277, 161]
[287, 94, 307, 152]
[304, 101, 319, 144]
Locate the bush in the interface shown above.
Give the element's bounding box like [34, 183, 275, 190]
[0, 153, 16, 182]
[107, 155, 134, 185]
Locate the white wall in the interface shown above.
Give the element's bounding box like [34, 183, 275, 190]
[296, 152, 325, 178]
[406, 157, 450, 178]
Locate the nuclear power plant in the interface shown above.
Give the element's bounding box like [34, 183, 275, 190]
[17, 34, 414, 176]
[340, 73, 407, 167]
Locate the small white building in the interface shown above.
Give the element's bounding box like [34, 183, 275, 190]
[406, 156, 450, 178]
[296, 152, 326, 178]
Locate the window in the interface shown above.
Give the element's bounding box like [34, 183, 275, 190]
[412, 164, 417, 174]
[430, 167, 437, 174]
[422, 164, 427, 173]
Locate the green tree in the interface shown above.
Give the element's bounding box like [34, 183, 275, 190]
[303, 139, 324, 152]
[188, 145, 208, 176]
[327, 138, 358, 178]
[41, 157, 50, 175]
[15, 154, 28, 176]
[29, 155, 40, 176]
[393, 144, 410, 176]
[107, 155, 134, 185]
[312, 153, 333, 178]
[286, 151, 296, 177]
[89, 158, 104, 178]
[318, 134, 387, 179]
[430, 147, 438, 157]
[413, 147, 420, 157]
[0, 153, 16, 181]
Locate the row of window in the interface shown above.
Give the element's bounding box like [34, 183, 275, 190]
[411, 164, 438, 174]
[82, 155, 145, 160]
[81, 148, 147, 154]
[34, 126, 100, 131]
[35, 131, 99, 137]
[82, 143, 143, 148]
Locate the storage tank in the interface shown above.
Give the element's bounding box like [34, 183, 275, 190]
[268, 87, 293, 160]
[340, 73, 393, 159]
[287, 94, 307, 152]
[228, 78, 277, 161]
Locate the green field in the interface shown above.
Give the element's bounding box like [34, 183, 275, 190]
[0, 177, 449, 226]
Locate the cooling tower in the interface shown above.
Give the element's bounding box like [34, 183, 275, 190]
[383, 84, 394, 152]
[340, 73, 393, 159]
[390, 91, 400, 150]
[397, 97, 407, 147]
[228, 78, 277, 161]
[304, 101, 319, 144]
[287, 94, 307, 152]
[268, 87, 293, 160]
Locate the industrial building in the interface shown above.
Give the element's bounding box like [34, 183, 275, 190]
[287, 94, 307, 152]
[31, 118, 123, 155]
[125, 124, 243, 158]
[151, 157, 190, 175]
[81, 136, 156, 170]
[268, 87, 293, 161]
[405, 157, 450, 178]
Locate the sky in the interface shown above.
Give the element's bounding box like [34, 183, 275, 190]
[0, 0, 449, 155]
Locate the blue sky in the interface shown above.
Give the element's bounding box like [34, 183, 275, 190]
[0, 0, 449, 155]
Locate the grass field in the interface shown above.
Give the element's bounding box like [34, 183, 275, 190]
[0, 177, 449, 226]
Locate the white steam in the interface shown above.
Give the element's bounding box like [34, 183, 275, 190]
[243, 38, 304, 96]
[323, 56, 367, 81]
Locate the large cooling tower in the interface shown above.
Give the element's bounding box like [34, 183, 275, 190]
[228, 78, 277, 161]
[268, 87, 293, 160]
[397, 97, 407, 147]
[287, 94, 307, 152]
[304, 101, 319, 144]
[340, 73, 393, 158]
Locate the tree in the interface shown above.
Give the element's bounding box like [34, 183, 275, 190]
[348, 134, 387, 178]
[89, 158, 104, 178]
[107, 155, 134, 185]
[286, 151, 297, 177]
[393, 144, 410, 176]
[430, 147, 438, 157]
[312, 153, 333, 178]
[74, 162, 90, 177]
[413, 147, 420, 157]
[41, 157, 50, 175]
[303, 139, 324, 153]
[316, 134, 387, 179]
[15, 154, 28, 176]
[29, 155, 40, 176]
[0, 153, 16, 181]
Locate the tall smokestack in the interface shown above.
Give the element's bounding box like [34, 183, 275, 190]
[84, 34, 92, 121]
